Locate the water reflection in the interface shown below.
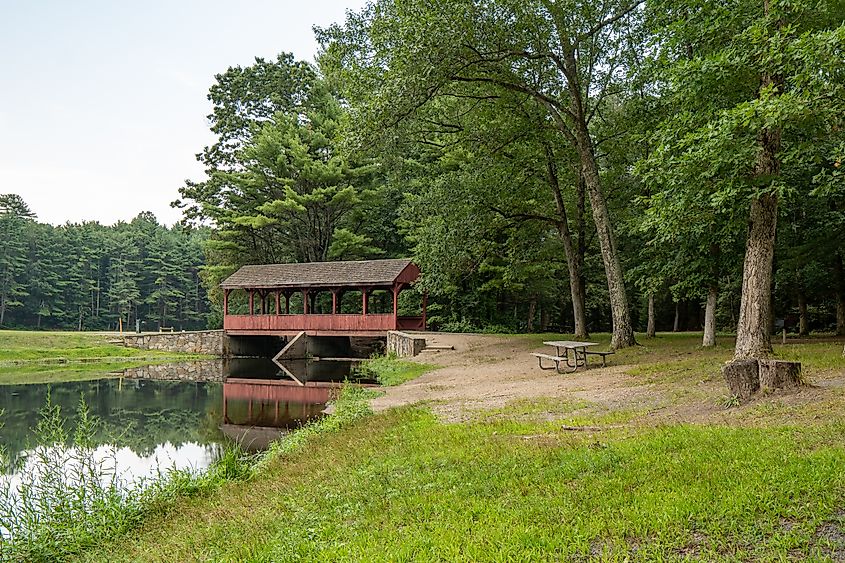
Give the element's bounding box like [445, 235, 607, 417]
[1, 358, 377, 479]
[0, 378, 223, 469]
[219, 357, 377, 450]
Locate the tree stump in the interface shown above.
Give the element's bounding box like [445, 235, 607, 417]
[722, 359, 760, 401]
[758, 359, 802, 390]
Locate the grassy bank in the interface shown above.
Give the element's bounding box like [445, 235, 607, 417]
[31, 332, 844, 561]
[79, 405, 845, 562]
[358, 354, 436, 386]
[0, 331, 211, 384]
[1, 387, 376, 562]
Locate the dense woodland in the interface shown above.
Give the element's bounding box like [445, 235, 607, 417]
[5, 0, 843, 357]
[174, 0, 844, 357]
[0, 195, 210, 331]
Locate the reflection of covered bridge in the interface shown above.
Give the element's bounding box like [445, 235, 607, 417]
[221, 258, 426, 337]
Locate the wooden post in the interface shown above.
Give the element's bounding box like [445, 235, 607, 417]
[362, 288, 368, 315]
[223, 289, 229, 316]
[259, 290, 266, 315]
[248, 291, 254, 315]
[303, 289, 309, 314]
[332, 289, 338, 315]
[275, 291, 281, 315]
[285, 292, 290, 314]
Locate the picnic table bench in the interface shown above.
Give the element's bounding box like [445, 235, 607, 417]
[531, 340, 614, 373]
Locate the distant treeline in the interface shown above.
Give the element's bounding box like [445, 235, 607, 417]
[0, 194, 210, 331]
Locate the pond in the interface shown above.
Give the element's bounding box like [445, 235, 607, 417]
[0, 358, 376, 519]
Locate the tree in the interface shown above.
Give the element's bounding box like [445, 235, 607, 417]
[644, 0, 845, 358]
[319, 0, 643, 348]
[0, 195, 34, 326]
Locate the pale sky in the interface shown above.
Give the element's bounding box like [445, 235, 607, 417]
[0, 0, 365, 226]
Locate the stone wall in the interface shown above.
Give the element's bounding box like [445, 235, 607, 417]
[123, 330, 224, 356]
[121, 360, 224, 382]
[386, 331, 427, 357]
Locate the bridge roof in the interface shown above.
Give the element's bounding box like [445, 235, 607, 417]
[220, 258, 419, 290]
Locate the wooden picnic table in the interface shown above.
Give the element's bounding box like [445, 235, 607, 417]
[542, 340, 597, 371]
[532, 341, 615, 373]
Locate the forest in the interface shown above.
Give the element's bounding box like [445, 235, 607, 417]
[174, 0, 844, 355]
[4, 0, 842, 356]
[0, 194, 210, 331]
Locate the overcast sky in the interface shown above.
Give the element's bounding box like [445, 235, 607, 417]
[0, 0, 365, 226]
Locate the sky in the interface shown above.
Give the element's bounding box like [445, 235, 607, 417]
[0, 0, 366, 226]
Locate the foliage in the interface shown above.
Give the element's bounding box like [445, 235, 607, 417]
[0, 202, 211, 332]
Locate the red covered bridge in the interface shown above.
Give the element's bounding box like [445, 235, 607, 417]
[220, 258, 426, 336]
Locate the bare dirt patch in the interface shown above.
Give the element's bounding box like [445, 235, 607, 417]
[372, 333, 845, 425]
[373, 333, 661, 422]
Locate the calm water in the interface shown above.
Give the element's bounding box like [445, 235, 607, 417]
[0, 358, 374, 499]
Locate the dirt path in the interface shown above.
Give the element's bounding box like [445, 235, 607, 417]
[372, 333, 664, 422]
[371, 332, 845, 425]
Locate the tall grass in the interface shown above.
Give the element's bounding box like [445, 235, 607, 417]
[0, 385, 374, 562]
[0, 395, 254, 563]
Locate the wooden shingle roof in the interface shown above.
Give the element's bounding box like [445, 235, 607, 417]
[220, 259, 419, 289]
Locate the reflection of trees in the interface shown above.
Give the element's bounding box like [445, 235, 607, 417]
[0, 379, 223, 464]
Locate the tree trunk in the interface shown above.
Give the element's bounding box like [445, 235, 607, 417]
[735, 3, 782, 360]
[673, 301, 681, 332]
[835, 254, 845, 336]
[703, 285, 718, 347]
[646, 293, 656, 338]
[734, 200, 779, 359]
[545, 148, 588, 339]
[571, 115, 634, 349]
[0, 294, 5, 326]
[526, 297, 537, 333]
[560, 51, 634, 350]
[722, 359, 760, 401]
[797, 290, 808, 336]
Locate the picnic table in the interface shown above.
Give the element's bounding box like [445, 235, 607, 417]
[532, 340, 614, 373]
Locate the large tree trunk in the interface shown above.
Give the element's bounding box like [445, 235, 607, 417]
[561, 51, 634, 350]
[835, 254, 845, 336]
[646, 293, 656, 338]
[570, 117, 634, 349]
[734, 195, 779, 359]
[703, 285, 718, 347]
[735, 2, 782, 360]
[545, 149, 589, 339]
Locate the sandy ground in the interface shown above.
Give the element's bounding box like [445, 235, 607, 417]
[372, 333, 666, 422]
[371, 332, 845, 424]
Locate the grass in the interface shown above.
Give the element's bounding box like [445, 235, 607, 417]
[357, 354, 437, 386]
[0, 330, 211, 385]
[77, 407, 845, 562]
[22, 331, 845, 561]
[1, 386, 375, 563]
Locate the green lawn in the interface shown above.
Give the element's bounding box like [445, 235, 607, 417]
[0, 330, 210, 384]
[78, 406, 845, 562]
[76, 331, 845, 562]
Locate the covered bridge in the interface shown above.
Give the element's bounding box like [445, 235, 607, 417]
[220, 258, 426, 336]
